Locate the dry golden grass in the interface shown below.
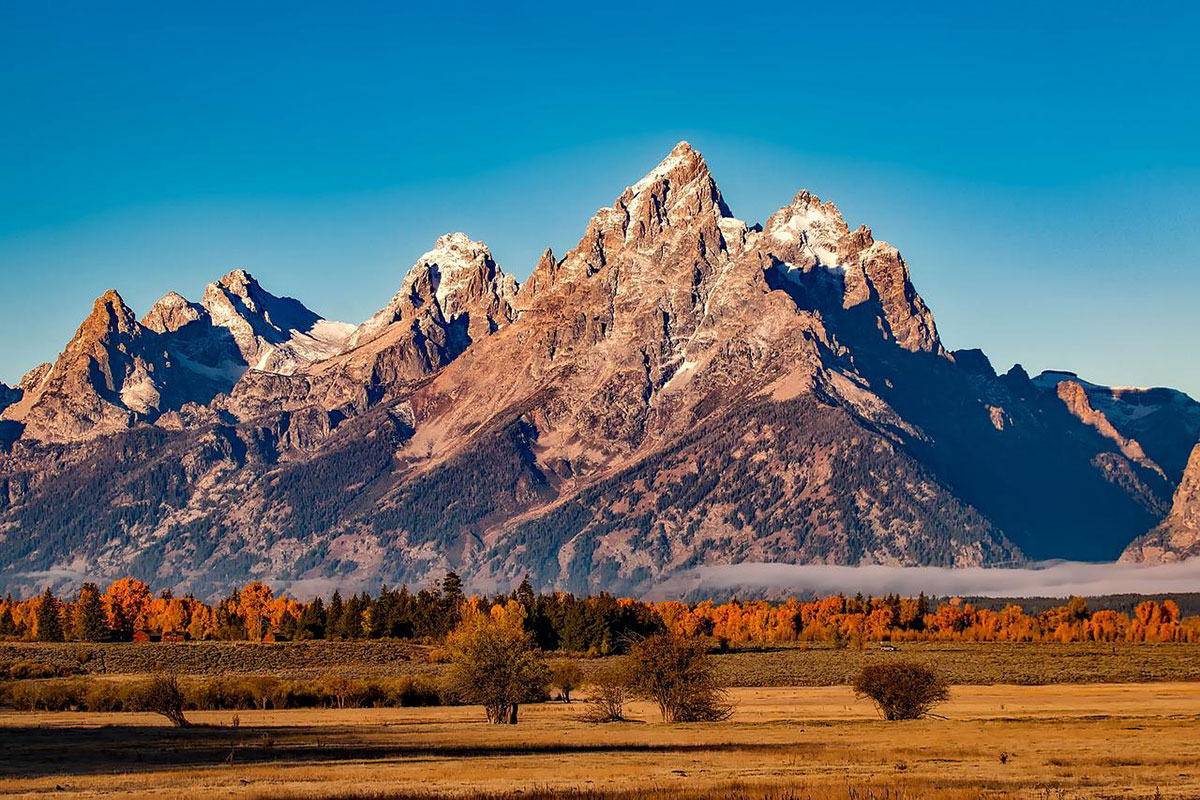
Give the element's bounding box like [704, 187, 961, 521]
[0, 683, 1197, 799]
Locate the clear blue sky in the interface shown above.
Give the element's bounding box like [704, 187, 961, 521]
[2, 2, 1197, 395]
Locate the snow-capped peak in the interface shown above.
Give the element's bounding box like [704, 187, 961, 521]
[763, 190, 850, 268]
[414, 232, 498, 316]
[345, 233, 517, 352]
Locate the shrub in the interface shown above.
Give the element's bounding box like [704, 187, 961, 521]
[378, 675, 442, 707]
[0, 660, 82, 680]
[189, 677, 255, 710]
[0, 678, 88, 711]
[853, 661, 950, 720]
[626, 634, 732, 723]
[581, 662, 631, 723]
[83, 680, 133, 712]
[135, 673, 190, 727]
[0, 673, 448, 714]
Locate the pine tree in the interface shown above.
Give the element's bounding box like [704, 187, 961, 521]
[297, 597, 326, 640]
[516, 575, 535, 608]
[337, 594, 365, 639]
[326, 591, 344, 640]
[0, 597, 17, 639]
[442, 572, 464, 605]
[72, 582, 108, 641]
[36, 588, 64, 642]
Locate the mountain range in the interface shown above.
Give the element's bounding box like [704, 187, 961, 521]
[2, 142, 1198, 597]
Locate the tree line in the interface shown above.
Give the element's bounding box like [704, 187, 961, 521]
[3, 574, 1198, 646]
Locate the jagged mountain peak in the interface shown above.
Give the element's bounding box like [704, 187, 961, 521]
[629, 140, 706, 190]
[82, 289, 141, 340]
[215, 268, 258, 294]
[142, 291, 203, 334]
[197, 270, 353, 374]
[203, 268, 269, 318]
[620, 141, 731, 227]
[763, 190, 851, 267]
[413, 233, 509, 316]
[345, 232, 516, 354]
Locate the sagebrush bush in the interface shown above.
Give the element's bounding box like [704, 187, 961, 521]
[0, 659, 82, 680]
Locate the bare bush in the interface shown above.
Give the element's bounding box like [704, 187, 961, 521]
[581, 662, 631, 723]
[627, 634, 733, 723]
[137, 672, 190, 727]
[853, 661, 950, 720]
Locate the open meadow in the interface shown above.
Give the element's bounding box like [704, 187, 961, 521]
[2, 683, 1199, 799]
[3, 638, 1200, 800]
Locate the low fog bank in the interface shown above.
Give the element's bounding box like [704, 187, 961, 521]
[648, 560, 1200, 601]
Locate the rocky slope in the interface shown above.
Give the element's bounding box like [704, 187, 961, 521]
[0, 142, 1195, 596]
[1121, 442, 1200, 562]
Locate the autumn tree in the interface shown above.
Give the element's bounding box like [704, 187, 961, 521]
[582, 661, 632, 723]
[627, 634, 732, 722]
[236, 581, 275, 641]
[854, 661, 949, 720]
[443, 601, 550, 724]
[103, 578, 151, 638]
[551, 662, 584, 703]
[72, 583, 108, 641]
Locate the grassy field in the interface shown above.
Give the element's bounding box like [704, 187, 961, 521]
[4, 641, 1199, 685]
[1, 683, 1198, 799]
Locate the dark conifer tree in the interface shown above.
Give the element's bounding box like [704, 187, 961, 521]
[516, 575, 535, 608]
[297, 597, 326, 640]
[326, 591, 344, 640]
[72, 582, 108, 641]
[36, 587, 64, 642]
[441, 572, 464, 605]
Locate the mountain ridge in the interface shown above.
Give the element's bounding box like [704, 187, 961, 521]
[0, 142, 1196, 595]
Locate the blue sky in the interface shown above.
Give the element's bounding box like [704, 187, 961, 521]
[2, 2, 1197, 395]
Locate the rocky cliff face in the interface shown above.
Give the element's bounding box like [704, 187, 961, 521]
[1032, 371, 1200, 483]
[1122, 443, 1200, 562]
[0, 142, 1195, 596]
